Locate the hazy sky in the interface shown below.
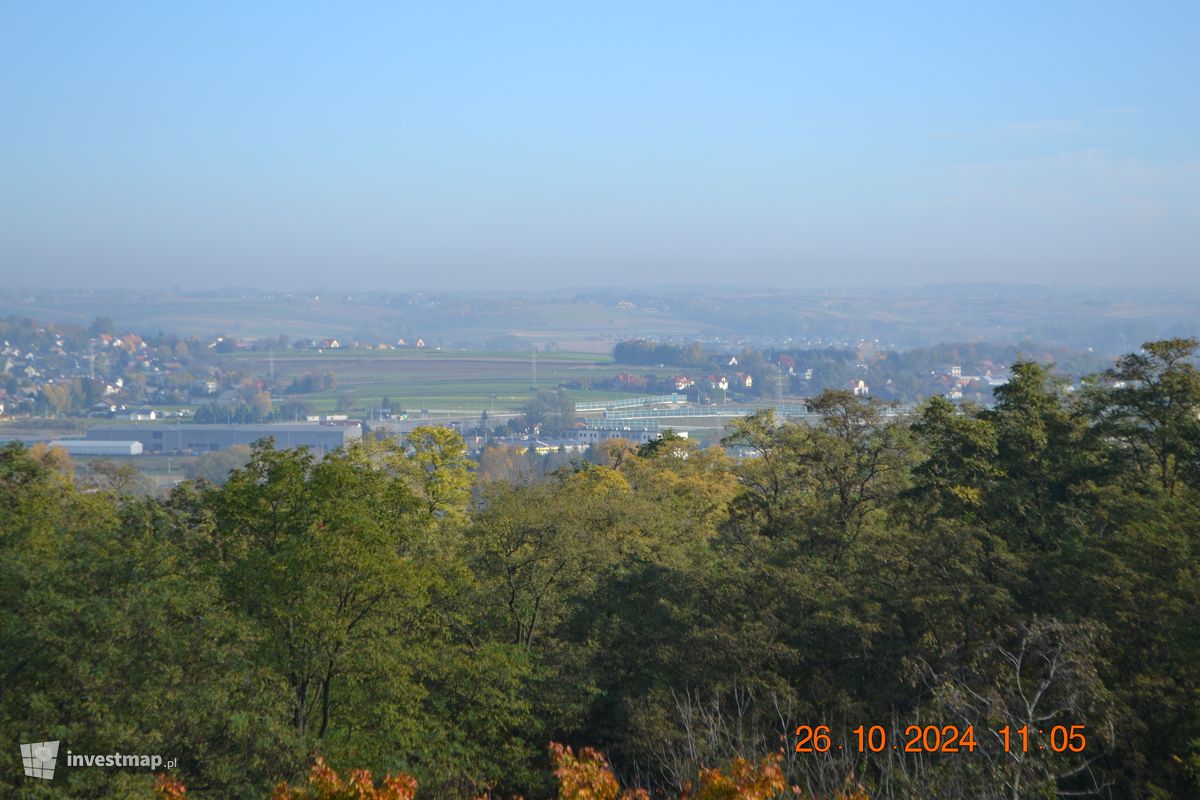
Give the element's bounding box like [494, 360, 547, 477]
[2, 2, 1197, 290]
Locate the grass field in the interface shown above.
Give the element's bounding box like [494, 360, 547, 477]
[218, 349, 683, 412]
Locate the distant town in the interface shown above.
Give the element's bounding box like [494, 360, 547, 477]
[0, 302, 1139, 495]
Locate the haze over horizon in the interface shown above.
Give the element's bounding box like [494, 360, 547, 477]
[3, 2, 1198, 291]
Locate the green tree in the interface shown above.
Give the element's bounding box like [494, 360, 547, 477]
[468, 468, 633, 650]
[1091, 337, 1200, 493]
[392, 427, 473, 522]
[40, 383, 71, 416]
[982, 361, 1102, 553]
[185, 444, 254, 485]
[522, 388, 576, 436]
[905, 396, 1000, 518]
[209, 444, 419, 742]
[0, 444, 294, 797]
[90, 458, 151, 495]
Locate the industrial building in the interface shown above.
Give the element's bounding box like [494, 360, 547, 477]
[572, 424, 684, 445]
[85, 422, 362, 455]
[48, 439, 144, 456]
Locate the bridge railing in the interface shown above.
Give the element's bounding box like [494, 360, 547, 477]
[574, 393, 687, 412]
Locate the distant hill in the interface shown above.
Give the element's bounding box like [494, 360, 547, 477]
[0, 284, 1196, 355]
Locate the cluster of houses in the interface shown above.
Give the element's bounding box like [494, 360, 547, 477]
[606, 351, 874, 401]
[699, 356, 754, 393]
[207, 336, 433, 352]
[1, 330, 186, 417]
[1, 318, 448, 423]
[0, 316, 460, 424]
[291, 337, 429, 352]
[598, 353, 1025, 405]
[932, 364, 1011, 401]
[608, 370, 754, 396]
[607, 355, 759, 398]
[2, 339, 46, 384]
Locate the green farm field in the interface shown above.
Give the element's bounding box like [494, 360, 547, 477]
[217, 349, 683, 412]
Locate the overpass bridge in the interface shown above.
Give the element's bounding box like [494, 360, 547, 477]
[574, 394, 687, 412]
[576, 394, 913, 433]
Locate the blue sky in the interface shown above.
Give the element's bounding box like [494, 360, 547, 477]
[2, 2, 1197, 289]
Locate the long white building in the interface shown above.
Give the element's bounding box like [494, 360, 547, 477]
[48, 439, 144, 456]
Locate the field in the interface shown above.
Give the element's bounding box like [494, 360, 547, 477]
[0, 291, 721, 351]
[218, 349, 682, 412]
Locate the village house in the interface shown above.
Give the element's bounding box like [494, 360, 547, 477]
[846, 378, 869, 396]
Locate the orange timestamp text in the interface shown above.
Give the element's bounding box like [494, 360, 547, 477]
[794, 724, 1088, 754]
